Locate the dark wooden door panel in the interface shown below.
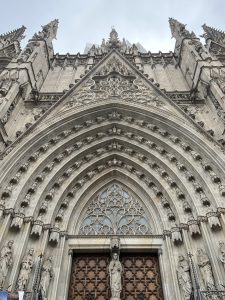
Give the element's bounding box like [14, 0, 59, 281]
[68, 253, 163, 300]
[121, 254, 164, 300]
[68, 254, 110, 300]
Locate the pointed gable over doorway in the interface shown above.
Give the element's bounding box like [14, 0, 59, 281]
[45, 48, 193, 127]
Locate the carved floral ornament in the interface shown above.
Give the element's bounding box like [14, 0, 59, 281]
[65, 56, 166, 109]
[78, 183, 152, 235]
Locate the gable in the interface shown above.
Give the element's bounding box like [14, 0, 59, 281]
[43, 50, 194, 126]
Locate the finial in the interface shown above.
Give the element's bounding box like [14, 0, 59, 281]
[0, 25, 26, 45]
[169, 17, 196, 40]
[32, 19, 59, 42]
[202, 24, 225, 44]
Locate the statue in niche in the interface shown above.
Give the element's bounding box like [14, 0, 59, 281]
[39, 256, 54, 300]
[17, 248, 34, 290]
[0, 240, 14, 288]
[177, 255, 192, 300]
[108, 252, 123, 300]
[197, 248, 215, 290]
[218, 241, 225, 269]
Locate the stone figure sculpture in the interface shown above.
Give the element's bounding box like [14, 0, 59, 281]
[108, 252, 123, 300]
[17, 248, 34, 290]
[197, 248, 215, 290]
[39, 256, 54, 300]
[177, 255, 192, 300]
[218, 241, 225, 268]
[0, 240, 14, 288]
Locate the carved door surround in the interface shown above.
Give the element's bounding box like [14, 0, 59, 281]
[67, 236, 164, 300]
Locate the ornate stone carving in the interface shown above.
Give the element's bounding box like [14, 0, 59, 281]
[110, 237, 120, 251]
[39, 256, 54, 300]
[31, 214, 43, 237]
[197, 248, 215, 290]
[206, 209, 221, 230]
[65, 56, 165, 109]
[202, 24, 225, 46]
[218, 241, 225, 269]
[17, 249, 34, 291]
[199, 192, 210, 206]
[169, 18, 196, 40]
[55, 207, 65, 221]
[177, 255, 192, 300]
[210, 68, 225, 94]
[10, 207, 25, 230]
[21, 194, 32, 207]
[40, 200, 48, 213]
[109, 252, 123, 300]
[171, 226, 183, 244]
[188, 218, 201, 237]
[0, 26, 25, 50]
[49, 223, 60, 244]
[33, 19, 58, 41]
[79, 183, 152, 235]
[0, 240, 14, 288]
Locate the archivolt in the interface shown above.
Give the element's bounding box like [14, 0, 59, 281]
[0, 103, 225, 239]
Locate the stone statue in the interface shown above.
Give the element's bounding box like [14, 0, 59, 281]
[218, 241, 225, 269]
[197, 248, 215, 290]
[108, 252, 123, 300]
[177, 255, 192, 300]
[39, 256, 54, 300]
[17, 248, 34, 290]
[0, 240, 14, 288]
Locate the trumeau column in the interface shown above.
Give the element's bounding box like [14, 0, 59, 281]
[51, 234, 67, 300]
[164, 233, 181, 300]
[8, 221, 31, 291]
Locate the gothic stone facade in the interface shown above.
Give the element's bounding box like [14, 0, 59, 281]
[0, 19, 225, 300]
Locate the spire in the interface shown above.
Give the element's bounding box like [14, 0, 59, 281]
[32, 19, 59, 42]
[202, 24, 225, 44]
[169, 18, 196, 40]
[0, 26, 26, 45]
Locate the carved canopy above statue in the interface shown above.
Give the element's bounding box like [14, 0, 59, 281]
[78, 183, 152, 235]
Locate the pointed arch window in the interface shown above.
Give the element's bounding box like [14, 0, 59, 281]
[78, 183, 152, 235]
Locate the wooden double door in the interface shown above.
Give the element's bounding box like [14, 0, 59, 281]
[68, 253, 164, 300]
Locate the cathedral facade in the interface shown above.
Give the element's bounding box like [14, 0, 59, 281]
[0, 18, 225, 299]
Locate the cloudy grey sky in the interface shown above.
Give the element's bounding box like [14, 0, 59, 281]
[1, 0, 225, 54]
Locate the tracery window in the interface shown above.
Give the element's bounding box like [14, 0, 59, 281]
[78, 183, 152, 235]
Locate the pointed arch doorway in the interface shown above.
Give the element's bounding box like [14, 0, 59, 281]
[67, 183, 164, 300]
